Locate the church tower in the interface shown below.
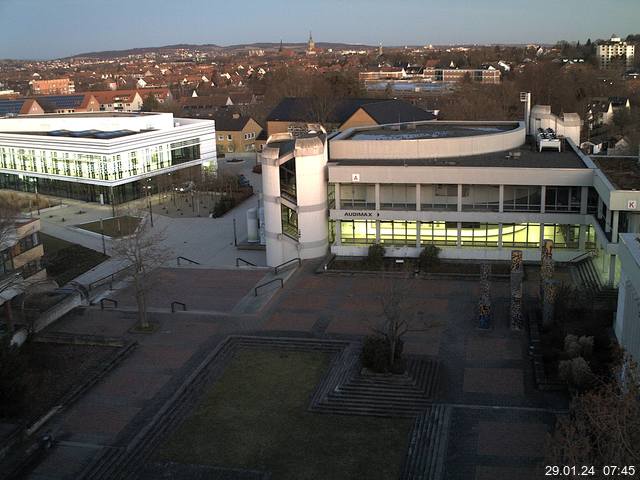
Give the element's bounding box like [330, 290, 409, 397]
[307, 31, 316, 55]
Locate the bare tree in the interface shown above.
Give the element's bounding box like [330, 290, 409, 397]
[546, 357, 640, 468]
[371, 278, 439, 369]
[111, 214, 172, 330]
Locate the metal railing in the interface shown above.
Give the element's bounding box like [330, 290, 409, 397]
[274, 257, 301, 275]
[100, 298, 118, 310]
[254, 278, 283, 296]
[236, 257, 257, 267]
[171, 301, 187, 312]
[568, 250, 596, 263]
[177, 256, 201, 266]
[88, 265, 134, 292]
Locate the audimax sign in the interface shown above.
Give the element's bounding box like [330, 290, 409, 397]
[343, 211, 380, 217]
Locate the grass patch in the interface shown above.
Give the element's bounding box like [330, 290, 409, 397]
[157, 349, 411, 480]
[40, 233, 108, 285]
[76, 215, 141, 238]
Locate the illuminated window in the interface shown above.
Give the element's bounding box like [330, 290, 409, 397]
[341, 220, 377, 245]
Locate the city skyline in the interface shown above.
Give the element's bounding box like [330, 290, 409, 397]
[0, 0, 639, 59]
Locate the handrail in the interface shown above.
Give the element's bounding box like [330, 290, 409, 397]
[274, 257, 301, 274]
[254, 278, 283, 296]
[171, 301, 187, 312]
[88, 265, 134, 291]
[236, 257, 257, 267]
[568, 250, 596, 263]
[100, 298, 118, 310]
[177, 256, 201, 266]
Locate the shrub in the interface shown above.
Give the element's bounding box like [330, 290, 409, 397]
[564, 334, 594, 359]
[418, 244, 441, 271]
[361, 335, 405, 373]
[559, 356, 593, 389]
[0, 341, 27, 417]
[366, 243, 385, 270]
[212, 196, 236, 218]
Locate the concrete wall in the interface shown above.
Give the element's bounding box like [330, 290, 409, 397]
[330, 121, 525, 160]
[615, 234, 640, 362]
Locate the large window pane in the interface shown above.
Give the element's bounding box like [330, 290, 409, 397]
[281, 204, 298, 239]
[421, 184, 458, 211]
[545, 187, 581, 212]
[462, 185, 500, 211]
[340, 220, 376, 245]
[339, 183, 375, 209]
[503, 186, 541, 212]
[380, 184, 416, 210]
[502, 223, 541, 248]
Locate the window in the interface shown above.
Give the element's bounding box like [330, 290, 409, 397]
[421, 185, 457, 210]
[461, 185, 500, 211]
[502, 223, 541, 248]
[281, 204, 298, 239]
[227, 134, 233, 141]
[378, 221, 417, 246]
[460, 223, 500, 247]
[380, 184, 416, 210]
[544, 224, 580, 249]
[279, 158, 296, 201]
[545, 187, 581, 212]
[170, 139, 201, 165]
[339, 183, 375, 209]
[503, 186, 541, 212]
[218, 135, 224, 141]
[340, 220, 376, 244]
[420, 221, 457, 246]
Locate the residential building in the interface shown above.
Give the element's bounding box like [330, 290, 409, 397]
[597, 35, 635, 69]
[91, 90, 145, 112]
[260, 108, 640, 294]
[214, 112, 263, 155]
[0, 99, 45, 117]
[265, 97, 436, 137]
[29, 78, 75, 95]
[31, 94, 100, 114]
[586, 96, 631, 130]
[0, 112, 216, 204]
[0, 217, 46, 327]
[359, 67, 501, 85]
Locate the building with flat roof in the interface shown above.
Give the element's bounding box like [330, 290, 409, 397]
[260, 107, 640, 289]
[29, 78, 75, 96]
[597, 34, 635, 69]
[0, 112, 216, 204]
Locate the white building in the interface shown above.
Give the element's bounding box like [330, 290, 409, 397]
[0, 112, 216, 204]
[260, 109, 640, 291]
[597, 34, 635, 69]
[615, 233, 640, 362]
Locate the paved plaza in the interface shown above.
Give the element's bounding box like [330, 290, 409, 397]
[21, 261, 566, 479]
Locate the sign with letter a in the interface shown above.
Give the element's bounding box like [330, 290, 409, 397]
[352, 173, 360, 182]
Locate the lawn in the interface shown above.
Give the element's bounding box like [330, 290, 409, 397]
[40, 233, 109, 285]
[76, 215, 141, 238]
[156, 349, 412, 480]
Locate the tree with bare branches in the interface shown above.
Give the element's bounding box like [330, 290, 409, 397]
[111, 214, 172, 330]
[366, 278, 439, 372]
[546, 358, 640, 470]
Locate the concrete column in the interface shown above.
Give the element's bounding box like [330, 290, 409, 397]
[375, 183, 380, 211]
[609, 254, 617, 286]
[498, 223, 503, 248]
[335, 220, 341, 245]
[498, 184, 504, 213]
[457, 184, 463, 212]
[415, 184, 421, 212]
[612, 210, 619, 242]
[416, 221, 421, 248]
[597, 197, 603, 219]
[579, 224, 587, 250]
[580, 186, 588, 215]
[375, 220, 380, 243]
[457, 222, 462, 248]
[540, 186, 546, 213]
[539, 222, 545, 247]
[605, 208, 612, 233]
[334, 183, 340, 210]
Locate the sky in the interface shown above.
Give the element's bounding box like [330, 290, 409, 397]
[0, 0, 638, 59]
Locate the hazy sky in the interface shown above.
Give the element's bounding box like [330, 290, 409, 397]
[1, 0, 638, 59]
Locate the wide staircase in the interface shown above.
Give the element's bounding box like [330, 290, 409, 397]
[571, 256, 618, 305]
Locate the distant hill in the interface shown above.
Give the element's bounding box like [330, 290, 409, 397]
[68, 42, 376, 59]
